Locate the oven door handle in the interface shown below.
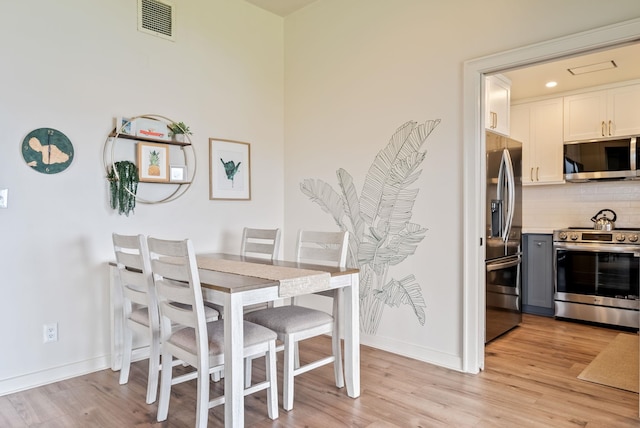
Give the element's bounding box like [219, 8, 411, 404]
[486, 256, 521, 272]
[555, 241, 640, 256]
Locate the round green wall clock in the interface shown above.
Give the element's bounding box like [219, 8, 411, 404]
[22, 128, 74, 174]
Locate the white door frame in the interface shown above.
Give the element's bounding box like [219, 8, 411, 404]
[462, 18, 640, 373]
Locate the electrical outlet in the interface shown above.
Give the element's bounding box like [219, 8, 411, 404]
[43, 323, 58, 343]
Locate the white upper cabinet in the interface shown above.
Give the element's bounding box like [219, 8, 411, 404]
[563, 83, 640, 141]
[486, 74, 511, 136]
[511, 98, 564, 185]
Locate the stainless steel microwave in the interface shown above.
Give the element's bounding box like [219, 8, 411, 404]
[564, 136, 637, 182]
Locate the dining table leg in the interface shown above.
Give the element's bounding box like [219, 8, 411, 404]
[343, 272, 360, 397]
[224, 292, 244, 428]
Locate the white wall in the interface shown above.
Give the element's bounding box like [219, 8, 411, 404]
[283, 0, 640, 370]
[0, 0, 284, 394]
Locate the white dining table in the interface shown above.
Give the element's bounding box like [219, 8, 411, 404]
[109, 253, 360, 428]
[197, 253, 360, 427]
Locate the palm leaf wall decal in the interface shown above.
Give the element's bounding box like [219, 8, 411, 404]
[300, 119, 440, 334]
[336, 168, 364, 267]
[336, 168, 364, 242]
[300, 179, 346, 228]
[375, 274, 426, 325]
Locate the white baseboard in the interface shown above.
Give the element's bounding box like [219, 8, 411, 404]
[0, 355, 111, 397]
[0, 347, 151, 397]
[360, 333, 463, 372]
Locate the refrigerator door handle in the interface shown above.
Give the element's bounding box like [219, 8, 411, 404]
[496, 150, 506, 240]
[504, 149, 515, 242]
[498, 149, 515, 243]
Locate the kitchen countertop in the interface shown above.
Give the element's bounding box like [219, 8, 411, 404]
[522, 228, 557, 234]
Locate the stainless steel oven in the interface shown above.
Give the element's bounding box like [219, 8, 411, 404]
[553, 228, 640, 329]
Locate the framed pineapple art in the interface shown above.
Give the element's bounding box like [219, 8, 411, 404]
[137, 142, 169, 182]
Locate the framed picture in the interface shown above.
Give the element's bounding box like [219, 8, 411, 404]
[115, 116, 136, 136]
[137, 142, 170, 182]
[170, 165, 187, 182]
[209, 138, 251, 200]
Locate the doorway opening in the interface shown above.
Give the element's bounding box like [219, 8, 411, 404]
[462, 17, 640, 373]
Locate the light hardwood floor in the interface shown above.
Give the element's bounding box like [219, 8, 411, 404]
[1, 314, 638, 427]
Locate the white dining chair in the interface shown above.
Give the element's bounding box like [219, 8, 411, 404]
[112, 233, 160, 404]
[149, 236, 278, 427]
[241, 227, 281, 260]
[113, 233, 221, 404]
[238, 227, 282, 384]
[244, 230, 349, 411]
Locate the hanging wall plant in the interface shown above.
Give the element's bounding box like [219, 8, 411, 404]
[107, 160, 139, 216]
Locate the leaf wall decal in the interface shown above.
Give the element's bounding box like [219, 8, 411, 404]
[301, 119, 440, 334]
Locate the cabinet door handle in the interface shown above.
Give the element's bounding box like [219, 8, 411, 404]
[601, 121, 606, 137]
[530, 167, 534, 182]
[536, 167, 539, 181]
[537, 242, 542, 247]
[608, 120, 612, 136]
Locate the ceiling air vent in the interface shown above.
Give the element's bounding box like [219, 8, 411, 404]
[138, 0, 175, 41]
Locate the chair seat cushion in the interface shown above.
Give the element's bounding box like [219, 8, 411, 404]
[169, 320, 276, 356]
[244, 305, 333, 335]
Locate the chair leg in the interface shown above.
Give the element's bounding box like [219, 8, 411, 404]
[266, 341, 279, 420]
[195, 357, 210, 428]
[146, 330, 161, 404]
[245, 355, 253, 388]
[332, 291, 344, 388]
[283, 336, 296, 411]
[156, 351, 172, 422]
[119, 325, 133, 385]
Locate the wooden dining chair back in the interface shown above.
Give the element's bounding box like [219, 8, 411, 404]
[148, 237, 278, 427]
[245, 230, 349, 411]
[241, 227, 281, 259]
[295, 229, 349, 268]
[112, 233, 160, 404]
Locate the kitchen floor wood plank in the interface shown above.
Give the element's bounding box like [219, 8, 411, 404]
[1, 314, 638, 427]
[0, 396, 27, 427]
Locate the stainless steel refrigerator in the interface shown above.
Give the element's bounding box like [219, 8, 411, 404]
[485, 131, 522, 343]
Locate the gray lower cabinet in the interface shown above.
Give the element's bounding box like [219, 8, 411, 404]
[522, 234, 554, 316]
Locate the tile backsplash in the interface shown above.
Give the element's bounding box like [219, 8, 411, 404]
[523, 180, 640, 231]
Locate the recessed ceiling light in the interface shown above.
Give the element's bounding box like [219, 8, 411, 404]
[568, 60, 617, 75]
[545, 81, 558, 88]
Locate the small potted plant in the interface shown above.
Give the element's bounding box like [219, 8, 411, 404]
[168, 121, 192, 143]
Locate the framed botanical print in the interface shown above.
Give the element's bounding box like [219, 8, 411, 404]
[209, 138, 251, 200]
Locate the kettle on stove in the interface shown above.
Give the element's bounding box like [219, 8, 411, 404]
[591, 209, 617, 231]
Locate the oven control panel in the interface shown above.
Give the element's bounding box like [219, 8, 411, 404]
[554, 229, 640, 245]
